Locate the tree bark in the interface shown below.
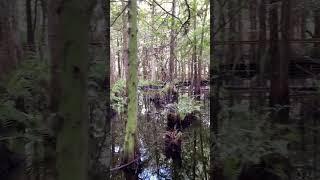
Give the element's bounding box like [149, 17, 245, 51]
[123, 0, 138, 179]
[0, 0, 22, 78]
[122, 1, 129, 86]
[256, 0, 267, 110]
[117, 37, 121, 78]
[210, 1, 224, 179]
[26, 0, 35, 51]
[169, 0, 176, 82]
[314, 9, 320, 57]
[150, 2, 156, 81]
[47, 1, 97, 180]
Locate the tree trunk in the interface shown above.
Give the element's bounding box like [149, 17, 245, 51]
[278, 0, 291, 123]
[45, 0, 63, 179]
[122, 1, 129, 86]
[102, 0, 111, 178]
[314, 9, 320, 57]
[39, 0, 47, 59]
[228, 0, 236, 66]
[117, 37, 121, 78]
[192, 129, 197, 180]
[269, 1, 289, 123]
[47, 1, 97, 180]
[210, 1, 224, 179]
[169, 0, 176, 82]
[150, 2, 156, 81]
[193, 0, 199, 97]
[0, 0, 22, 78]
[257, 0, 267, 109]
[198, 0, 209, 99]
[123, 0, 138, 179]
[26, 0, 35, 51]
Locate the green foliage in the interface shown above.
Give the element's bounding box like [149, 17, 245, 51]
[217, 104, 300, 179]
[111, 79, 126, 112]
[6, 58, 49, 112]
[176, 94, 201, 119]
[138, 79, 163, 87]
[0, 58, 48, 144]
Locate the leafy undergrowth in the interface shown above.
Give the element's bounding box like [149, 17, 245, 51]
[0, 57, 49, 152]
[218, 104, 301, 179]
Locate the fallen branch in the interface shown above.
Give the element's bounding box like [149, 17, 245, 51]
[110, 157, 139, 172]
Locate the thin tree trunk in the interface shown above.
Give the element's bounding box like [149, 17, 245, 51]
[150, 2, 156, 81]
[122, 1, 129, 88]
[257, 0, 267, 110]
[0, 0, 22, 77]
[117, 37, 121, 78]
[45, 0, 63, 179]
[26, 0, 35, 51]
[198, 0, 209, 100]
[39, 0, 47, 60]
[279, 0, 291, 122]
[314, 9, 320, 57]
[200, 126, 208, 180]
[192, 129, 197, 180]
[123, 0, 138, 179]
[248, 0, 256, 110]
[193, 0, 199, 97]
[269, 1, 283, 122]
[169, 0, 176, 82]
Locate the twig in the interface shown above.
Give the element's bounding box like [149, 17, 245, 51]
[110, 158, 139, 171]
[213, 0, 253, 37]
[152, 0, 184, 25]
[111, 4, 128, 27]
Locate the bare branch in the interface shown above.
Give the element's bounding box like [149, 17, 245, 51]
[111, 3, 128, 27]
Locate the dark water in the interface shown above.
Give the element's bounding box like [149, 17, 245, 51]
[111, 87, 320, 180]
[111, 88, 210, 180]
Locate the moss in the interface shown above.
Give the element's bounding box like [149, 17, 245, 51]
[123, 0, 138, 163]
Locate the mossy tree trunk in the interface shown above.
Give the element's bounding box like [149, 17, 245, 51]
[123, 0, 138, 179]
[47, 1, 96, 180]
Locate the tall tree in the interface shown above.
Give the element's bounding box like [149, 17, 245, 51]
[314, 8, 320, 57]
[210, 1, 224, 179]
[0, 0, 22, 77]
[193, 0, 200, 98]
[169, 0, 176, 82]
[47, 1, 97, 180]
[198, 0, 209, 100]
[39, 0, 47, 59]
[122, 1, 129, 85]
[123, 0, 138, 179]
[256, 0, 267, 109]
[26, 0, 35, 51]
[269, 1, 281, 121]
[150, 2, 156, 81]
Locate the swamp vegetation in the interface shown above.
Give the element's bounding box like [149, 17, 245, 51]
[0, 0, 320, 180]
